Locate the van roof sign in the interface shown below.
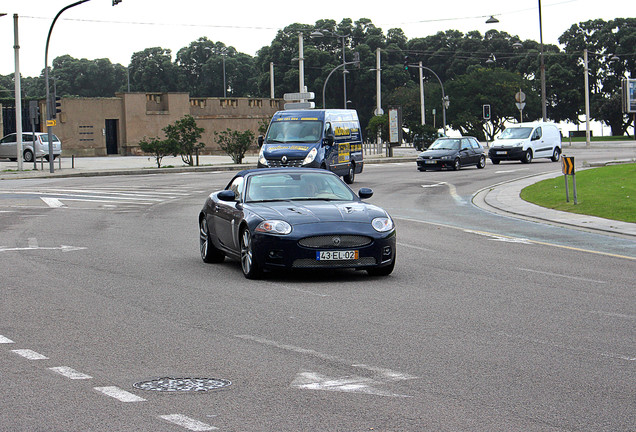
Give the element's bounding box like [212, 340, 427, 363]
[283, 92, 315, 101]
[284, 102, 315, 110]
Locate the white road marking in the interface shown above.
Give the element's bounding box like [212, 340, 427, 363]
[498, 332, 636, 362]
[49, 366, 92, 380]
[0, 245, 86, 253]
[292, 371, 410, 397]
[421, 181, 466, 205]
[12, 349, 48, 360]
[0, 335, 15, 344]
[463, 229, 532, 244]
[159, 414, 218, 431]
[94, 386, 146, 402]
[589, 310, 636, 320]
[41, 197, 66, 208]
[395, 216, 636, 261]
[517, 267, 606, 284]
[236, 335, 417, 381]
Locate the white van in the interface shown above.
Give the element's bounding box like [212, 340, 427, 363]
[488, 122, 562, 164]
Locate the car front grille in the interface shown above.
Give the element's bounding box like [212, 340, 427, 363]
[299, 235, 373, 249]
[292, 257, 376, 268]
[267, 159, 303, 167]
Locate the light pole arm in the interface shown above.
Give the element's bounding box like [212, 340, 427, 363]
[322, 60, 359, 109]
[44, 0, 91, 173]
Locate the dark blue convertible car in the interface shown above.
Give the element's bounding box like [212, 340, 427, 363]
[199, 168, 396, 279]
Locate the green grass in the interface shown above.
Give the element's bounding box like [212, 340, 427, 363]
[520, 163, 636, 223]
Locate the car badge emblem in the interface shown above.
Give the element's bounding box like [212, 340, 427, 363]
[282, 156, 288, 163]
[332, 236, 341, 246]
[428, 156, 433, 159]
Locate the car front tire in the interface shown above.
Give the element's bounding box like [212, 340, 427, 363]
[240, 228, 261, 279]
[521, 149, 533, 164]
[199, 217, 225, 263]
[551, 147, 561, 162]
[490, 158, 500, 165]
[452, 158, 461, 171]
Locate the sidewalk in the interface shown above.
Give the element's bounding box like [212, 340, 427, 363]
[472, 172, 636, 238]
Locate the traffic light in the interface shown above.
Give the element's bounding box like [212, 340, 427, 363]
[483, 104, 491, 120]
[403, 56, 409, 70]
[49, 93, 61, 119]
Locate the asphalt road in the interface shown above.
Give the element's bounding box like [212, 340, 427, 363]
[1, 150, 634, 431]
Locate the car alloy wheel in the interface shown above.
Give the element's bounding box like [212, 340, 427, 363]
[23, 149, 34, 162]
[551, 147, 561, 162]
[521, 149, 533, 164]
[240, 228, 261, 279]
[453, 158, 461, 171]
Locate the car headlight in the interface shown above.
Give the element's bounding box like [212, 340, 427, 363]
[255, 220, 292, 235]
[258, 148, 268, 166]
[302, 148, 317, 165]
[372, 217, 394, 232]
[441, 155, 453, 160]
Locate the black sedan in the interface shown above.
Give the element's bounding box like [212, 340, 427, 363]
[416, 137, 486, 171]
[199, 168, 396, 279]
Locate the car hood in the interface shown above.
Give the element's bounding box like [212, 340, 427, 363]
[418, 149, 457, 158]
[247, 200, 386, 225]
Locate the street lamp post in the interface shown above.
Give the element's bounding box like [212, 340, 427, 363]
[44, 0, 122, 173]
[408, 63, 449, 134]
[45, 0, 92, 173]
[311, 30, 350, 108]
[538, 0, 547, 121]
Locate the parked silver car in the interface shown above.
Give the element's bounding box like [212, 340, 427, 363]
[0, 132, 62, 162]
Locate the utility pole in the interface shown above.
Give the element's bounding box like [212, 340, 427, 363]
[14, 14, 23, 171]
[419, 61, 425, 125]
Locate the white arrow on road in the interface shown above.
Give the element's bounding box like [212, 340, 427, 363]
[0, 245, 87, 253]
[291, 372, 410, 397]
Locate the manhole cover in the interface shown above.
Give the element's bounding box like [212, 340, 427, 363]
[133, 377, 231, 392]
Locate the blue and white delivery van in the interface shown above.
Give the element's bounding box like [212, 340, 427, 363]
[257, 109, 363, 184]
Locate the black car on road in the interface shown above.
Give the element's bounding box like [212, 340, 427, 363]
[416, 137, 486, 171]
[199, 168, 396, 279]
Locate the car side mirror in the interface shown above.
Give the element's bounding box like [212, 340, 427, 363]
[218, 190, 236, 201]
[324, 132, 335, 146]
[258, 135, 264, 147]
[358, 188, 373, 199]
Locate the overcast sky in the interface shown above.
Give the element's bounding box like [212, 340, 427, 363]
[0, 0, 630, 78]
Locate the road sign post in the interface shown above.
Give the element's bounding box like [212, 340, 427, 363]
[561, 156, 577, 204]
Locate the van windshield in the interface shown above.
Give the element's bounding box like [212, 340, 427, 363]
[499, 127, 532, 139]
[266, 120, 322, 144]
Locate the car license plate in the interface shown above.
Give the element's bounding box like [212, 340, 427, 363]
[496, 151, 507, 155]
[316, 250, 358, 260]
[425, 160, 436, 164]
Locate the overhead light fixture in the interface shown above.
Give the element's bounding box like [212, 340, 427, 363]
[486, 16, 499, 24]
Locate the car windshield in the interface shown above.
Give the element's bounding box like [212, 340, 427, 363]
[429, 139, 460, 150]
[245, 171, 356, 202]
[499, 127, 532, 139]
[265, 120, 322, 144]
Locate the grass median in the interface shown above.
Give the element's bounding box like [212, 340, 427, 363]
[520, 163, 636, 223]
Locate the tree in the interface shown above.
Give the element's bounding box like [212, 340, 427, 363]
[214, 129, 255, 164]
[138, 137, 176, 168]
[129, 47, 177, 92]
[559, 18, 636, 135]
[446, 65, 540, 141]
[163, 115, 205, 166]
